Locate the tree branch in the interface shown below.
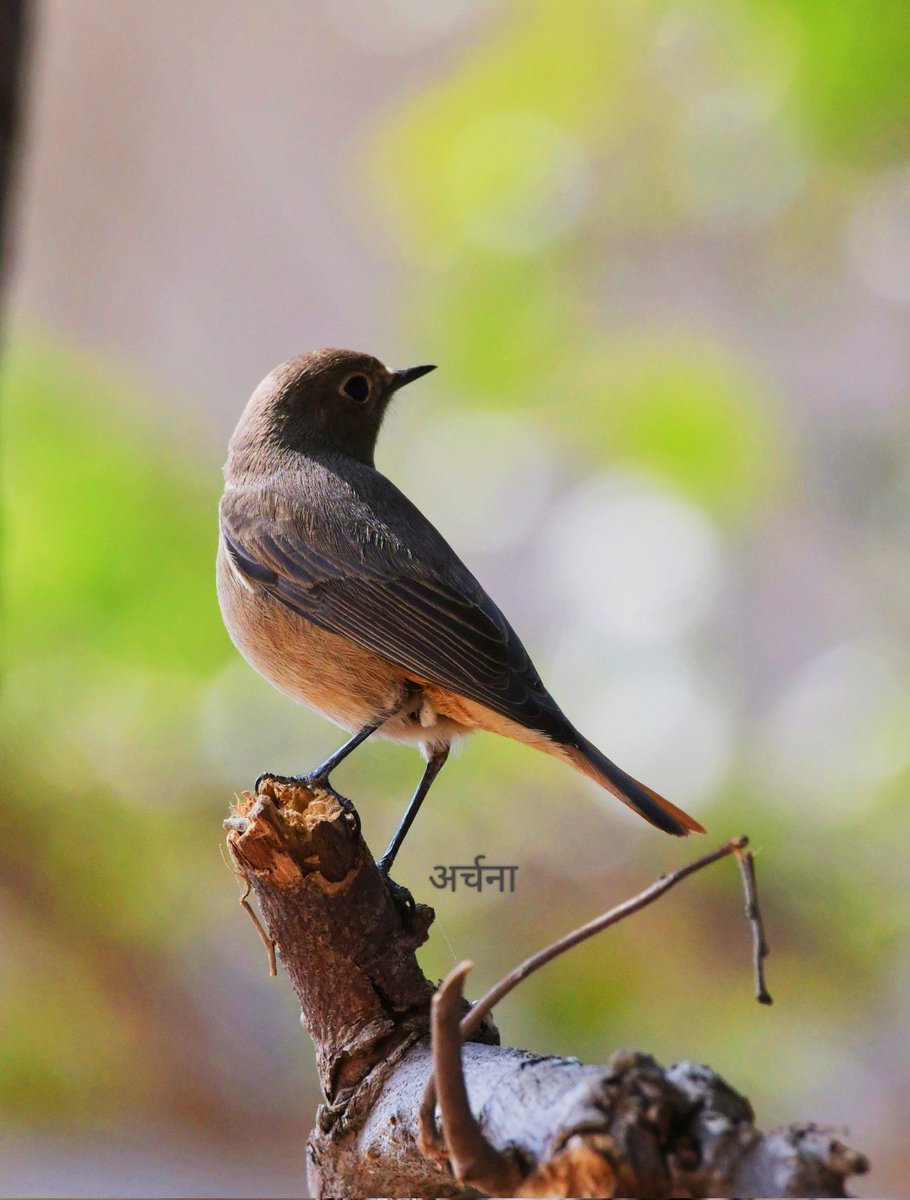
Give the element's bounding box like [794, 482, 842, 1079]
[418, 835, 771, 1161]
[225, 779, 869, 1198]
[430, 961, 522, 1195]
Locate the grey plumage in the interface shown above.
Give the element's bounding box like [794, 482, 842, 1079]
[217, 348, 704, 857]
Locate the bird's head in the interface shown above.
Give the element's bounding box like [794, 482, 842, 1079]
[227, 348, 436, 474]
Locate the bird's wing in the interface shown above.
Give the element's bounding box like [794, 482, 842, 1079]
[220, 482, 572, 742]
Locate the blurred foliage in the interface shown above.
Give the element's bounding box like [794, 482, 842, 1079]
[3, 0, 910, 1192]
[4, 344, 225, 673]
[793, 2, 910, 162]
[367, 0, 811, 521]
[569, 336, 783, 513]
[1, 344, 248, 1128]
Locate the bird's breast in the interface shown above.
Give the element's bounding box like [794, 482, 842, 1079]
[216, 536, 468, 754]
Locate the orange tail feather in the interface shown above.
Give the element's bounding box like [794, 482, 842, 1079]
[561, 737, 705, 837]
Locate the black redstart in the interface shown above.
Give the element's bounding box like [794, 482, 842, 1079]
[217, 349, 704, 882]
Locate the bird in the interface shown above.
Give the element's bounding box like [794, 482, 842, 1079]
[216, 348, 705, 886]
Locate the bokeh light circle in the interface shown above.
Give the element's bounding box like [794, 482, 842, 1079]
[541, 471, 723, 646]
[445, 110, 592, 254]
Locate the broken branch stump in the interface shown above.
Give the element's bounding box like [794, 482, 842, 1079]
[224, 780, 868, 1199]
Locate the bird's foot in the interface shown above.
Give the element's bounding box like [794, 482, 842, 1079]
[254, 771, 361, 836]
[381, 871, 416, 918]
[322, 785, 361, 836]
[254, 770, 301, 793]
[377, 854, 415, 917]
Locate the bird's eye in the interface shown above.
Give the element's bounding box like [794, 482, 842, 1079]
[341, 374, 371, 404]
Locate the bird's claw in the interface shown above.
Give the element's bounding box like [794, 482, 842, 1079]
[380, 870, 415, 917]
[327, 787, 361, 837]
[255, 770, 326, 797]
[255, 770, 291, 794]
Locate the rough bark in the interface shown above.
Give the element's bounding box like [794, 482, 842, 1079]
[225, 779, 869, 1199]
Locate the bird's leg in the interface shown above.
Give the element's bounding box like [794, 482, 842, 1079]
[255, 720, 384, 835]
[378, 745, 450, 879]
[300, 722, 383, 788]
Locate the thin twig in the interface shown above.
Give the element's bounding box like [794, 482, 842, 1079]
[460, 836, 759, 1043]
[419, 835, 769, 1155]
[733, 844, 772, 1004]
[429, 961, 522, 1194]
[239, 878, 278, 977]
[222, 839, 278, 977]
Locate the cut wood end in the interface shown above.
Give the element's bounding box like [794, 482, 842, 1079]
[225, 797, 303, 884]
[226, 782, 364, 889]
[251, 778, 357, 833]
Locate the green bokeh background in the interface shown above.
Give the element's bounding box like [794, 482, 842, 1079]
[3, 1, 909, 1195]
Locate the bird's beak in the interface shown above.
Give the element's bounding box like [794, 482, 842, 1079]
[389, 363, 436, 393]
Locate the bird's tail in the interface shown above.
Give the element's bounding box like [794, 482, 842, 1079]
[559, 734, 705, 837]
